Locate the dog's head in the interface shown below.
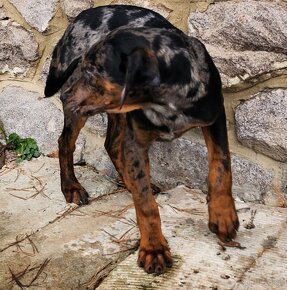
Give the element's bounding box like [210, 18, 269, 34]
[65, 32, 160, 116]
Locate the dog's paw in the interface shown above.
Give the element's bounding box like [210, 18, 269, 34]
[208, 195, 239, 242]
[62, 181, 89, 205]
[137, 245, 172, 274]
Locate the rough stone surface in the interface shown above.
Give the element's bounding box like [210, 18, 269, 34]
[150, 138, 274, 202]
[85, 113, 108, 138]
[61, 0, 93, 19]
[99, 188, 287, 289]
[189, 0, 287, 88]
[0, 0, 285, 217]
[112, 0, 172, 18]
[0, 4, 6, 19]
[0, 156, 117, 248]
[9, 0, 58, 32]
[0, 7, 38, 76]
[0, 86, 63, 154]
[1, 158, 287, 289]
[150, 138, 208, 190]
[231, 154, 273, 202]
[83, 146, 117, 178]
[235, 89, 287, 162]
[40, 57, 51, 84]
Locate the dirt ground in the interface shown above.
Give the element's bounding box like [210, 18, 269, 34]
[0, 156, 286, 289]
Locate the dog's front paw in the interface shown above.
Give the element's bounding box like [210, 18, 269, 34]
[137, 243, 172, 274]
[208, 195, 239, 242]
[61, 181, 89, 205]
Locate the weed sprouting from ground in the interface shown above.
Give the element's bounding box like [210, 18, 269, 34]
[7, 133, 41, 163]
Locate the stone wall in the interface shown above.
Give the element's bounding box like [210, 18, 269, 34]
[0, 0, 286, 205]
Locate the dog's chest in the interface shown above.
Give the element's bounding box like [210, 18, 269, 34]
[143, 102, 196, 140]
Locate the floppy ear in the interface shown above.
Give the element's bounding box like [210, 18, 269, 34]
[120, 48, 160, 106]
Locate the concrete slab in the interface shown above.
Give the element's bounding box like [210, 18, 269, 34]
[0, 190, 138, 289]
[98, 187, 287, 290]
[0, 158, 286, 289]
[0, 156, 117, 250]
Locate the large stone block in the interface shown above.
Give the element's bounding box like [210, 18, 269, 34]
[0, 7, 38, 76]
[150, 138, 208, 190]
[9, 0, 58, 32]
[41, 57, 51, 84]
[150, 138, 274, 202]
[111, 0, 172, 18]
[235, 89, 287, 162]
[0, 86, 63, 154]
[231, 154, 273, 202]
[188, 0, 287, 88]
[85, 113, 108, 138]
[61, 0, 93, 19]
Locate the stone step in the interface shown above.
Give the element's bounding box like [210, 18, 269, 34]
[0, 157, 286, 289]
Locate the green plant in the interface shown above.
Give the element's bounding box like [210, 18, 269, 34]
[7, 133, 41, 163]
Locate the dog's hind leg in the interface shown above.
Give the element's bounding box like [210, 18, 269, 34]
[58, 107, 88, 205]
[202, 108, 239, 242]
[105, 113, 172, 274]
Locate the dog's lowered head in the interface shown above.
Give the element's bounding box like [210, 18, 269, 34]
[61, 32, 161, 117]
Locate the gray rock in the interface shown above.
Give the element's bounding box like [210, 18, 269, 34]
[0, 86, 63, 154]
[41, 57, 51, 84]
[0, 4, 6, 19]
[85, 114, 108, 138]
[9, 0, 58, 32]
[0, 7, 38, 76]
[0, 84, 85, 161]
[188, 0, 287, 88]
[150, 138, 208, 190]
[61, 0, 93, 19]
[83, 146, 117, 178]
[112, 0, 172, 18]
[231, 154, 273, 202]
[235, 89, 287, 162]
[150, 137, 274, 202]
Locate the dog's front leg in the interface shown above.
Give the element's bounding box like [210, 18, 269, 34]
[58, 106, 88, 205]
[202, 109, 239, 242]
[105, 114, 172, 274]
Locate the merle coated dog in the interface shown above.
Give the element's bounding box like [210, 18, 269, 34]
[45, 5, 239, 274]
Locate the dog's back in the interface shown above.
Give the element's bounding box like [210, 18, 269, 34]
[45, 5, 180, 97]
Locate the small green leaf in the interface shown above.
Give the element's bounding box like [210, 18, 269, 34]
[16, 157, 22, 164]
[7, 133, 41, 162]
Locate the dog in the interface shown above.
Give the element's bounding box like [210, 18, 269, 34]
[45, 5, 239, 275]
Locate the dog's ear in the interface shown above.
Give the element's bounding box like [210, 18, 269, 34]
[120, 48, 160, 106]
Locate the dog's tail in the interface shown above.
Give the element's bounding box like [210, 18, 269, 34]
[44, 49, 81, 98]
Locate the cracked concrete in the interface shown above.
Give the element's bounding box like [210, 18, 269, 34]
[1, 0, 287, 203]
[0, 157, 286, 289]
